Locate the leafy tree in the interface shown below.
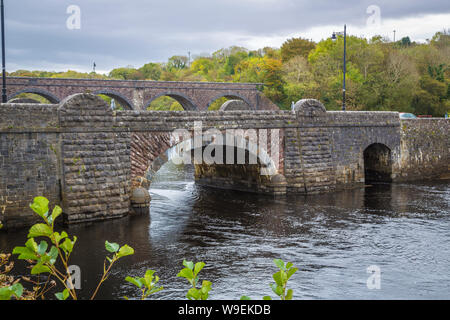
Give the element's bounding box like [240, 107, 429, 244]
[109, 67, 143, 80]
[280, 37, 316, 62]
[139, 63, 162, 80]
[167, 55, 189, 71]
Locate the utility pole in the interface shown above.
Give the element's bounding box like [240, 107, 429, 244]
[331, 24, 347, 111]
[393, 30, 396, 42]
[1, 0, 7, 103]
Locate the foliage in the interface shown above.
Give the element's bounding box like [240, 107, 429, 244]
[10, 197, 134, 300]
[147, 96, 183, 111]
[0, 253, 27, 300]
[280, 37, 316, 62]
[241, 259, 298, 300]
[177, 259, 212, 300]
[124, 270, 163, 300]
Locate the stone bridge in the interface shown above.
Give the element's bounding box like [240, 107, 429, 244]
[1, 76, 277, 111]
[0, 94, 448, 229]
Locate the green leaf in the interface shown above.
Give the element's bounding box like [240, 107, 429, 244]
[31, 263, 51, 275]
[10, 283, 23, 299]
[287, 267, 298, 280]
[273, 259, 285, 271]
[125, 276, 143, 288]
[273, 271, 283, 286]
[194, 262, 205, 276]
[37, 240, 48, 255]
[286, 289, 293, 300]
[60, 238, 75, 255]
[51, 205, 63, 223]
[12, 246, 39, 261]
[187, 287, 200, 300]
[201, 280, 212, 292]
[53, 231, 68, 244]
[117, 244, 134, 258]
[48, 246, 59, 264]
[263, 296, 272, 300]
[25, 238, 38, 253]
[270, 283, 283, 297]
[105, 241, 120, 253]
[55, 289, 69, 300]
[30, 197, 49, 219]
[183, 260, 194, 270]
[286, 262, 293, 269]
[0, 287, 13, 300]
[145, 269, 156, 279]
[177, 267, 194, 281]
[28, 223, 52, 238]
[144, 270, 156, 287]
[240, 295, 252, 300]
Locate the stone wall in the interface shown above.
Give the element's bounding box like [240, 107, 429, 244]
[326, 111, 401, 188]
[0, 104, 61, 229]
[397, 119, 450, 181]
[58, 94, 131, 224]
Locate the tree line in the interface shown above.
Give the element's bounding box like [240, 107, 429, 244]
[9, 30, 450, 116]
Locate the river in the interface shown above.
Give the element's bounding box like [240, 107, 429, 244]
[1, 162, 449, 300]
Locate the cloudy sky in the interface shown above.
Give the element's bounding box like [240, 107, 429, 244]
[5, 0, 450, 74]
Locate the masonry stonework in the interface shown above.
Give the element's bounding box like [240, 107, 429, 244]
[2, 77, 278, 111]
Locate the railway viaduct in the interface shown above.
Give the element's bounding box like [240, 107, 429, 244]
[1, 77, 277, 111]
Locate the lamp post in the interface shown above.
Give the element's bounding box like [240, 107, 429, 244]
[1, 0, 6, 103]
[332, 24, 347, 111]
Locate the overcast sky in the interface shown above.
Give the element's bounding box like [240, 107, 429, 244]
[5, 0, 450, 73]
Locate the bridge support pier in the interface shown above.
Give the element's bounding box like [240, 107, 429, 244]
[130, 187, 151, 215]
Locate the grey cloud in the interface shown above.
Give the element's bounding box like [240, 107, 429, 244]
[5, 0, 450, 72]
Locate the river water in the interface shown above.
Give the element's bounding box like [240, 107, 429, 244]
[1, 162, 449, 300]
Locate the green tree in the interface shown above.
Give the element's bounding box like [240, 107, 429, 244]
[167, 56, 189, 71]
[139, 63, 162, 80]
[280, 37, 316, 62]
[109, 67, 143, 80]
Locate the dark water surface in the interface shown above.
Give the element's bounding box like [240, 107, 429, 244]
[1, 163, 449, 300]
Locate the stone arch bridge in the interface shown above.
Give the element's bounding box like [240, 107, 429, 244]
[1, 76, 278, 111]
[0, 94, 448, 229]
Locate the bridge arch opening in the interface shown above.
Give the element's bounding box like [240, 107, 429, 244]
[207, 94, 253, 111]
[363, 143, 392, 184]
[131, 131, 280, 195]
[8, 88, 60, 104]
[145, 93, 197, 111]
[93, 90, 134, 110]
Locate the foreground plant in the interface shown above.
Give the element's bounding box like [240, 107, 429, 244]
[241, 258, 298, 300]
[124, 270, 163, 300]
[11, 196, 134, 300]
[0, 253, 23, 300]
[177, 259, 212, 300]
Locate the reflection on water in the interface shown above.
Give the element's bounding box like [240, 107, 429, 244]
[1, 161, 449, 300]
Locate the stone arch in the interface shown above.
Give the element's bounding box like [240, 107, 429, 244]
[130, 130, 279, 189]
[219, 100, 252, 111]
[8, 88, 60, 104]
[363, 143, 392, 183]
[93, 89, 134, 110]
[144, 92, 198, 111]
[206, 93, 254, 111]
